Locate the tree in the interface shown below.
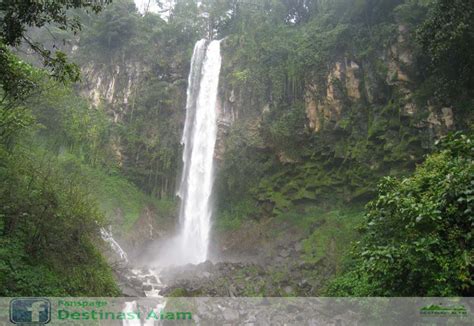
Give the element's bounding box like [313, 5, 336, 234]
[327, 132, 474, 296]
[416, 0, 474, 103]
[81, 0, 140, 51]
[0, 146, 120, 296]
[0, 0, 111, 99]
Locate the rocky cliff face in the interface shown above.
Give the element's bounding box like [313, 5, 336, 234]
[73, 21, 459, 219]
[305, 59, 361, 132]
[303, 25, 453, 138]
[220, 24, 455, 154]
[81, 60, 143, 123]
[213, 23, 461, 210]
[72, 45, 187, 246]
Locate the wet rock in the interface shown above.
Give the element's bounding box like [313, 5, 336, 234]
[299, 279, 310, 288]
[246, 315, 257, 323]
[298, 261, 316, 270]
[286, 304, 298, 313]
[223, 308, 239, 322]
[130, 277, 143, 287]
[144, 275, 157, 283]
[121, 284, 145, 297]
[198, 260, 214, 272]
[142, 284, 153, 291]
[294, 242, 302, 252]
[259, 298, 271, 306]
[279, 249, 290, 258]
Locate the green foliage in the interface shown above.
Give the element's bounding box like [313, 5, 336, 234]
[264, 102, 307, 158]
[61, 157, 172, 233]
[301, 208, 364, 271]
[0, 145, 119, 296]
[166, 287, 189, 297]
[26, 80, 113, 166]
[0, 45, 44, 102]
[416, 0, 474, 103]
[214, 198, 255, 231]
[216, 120, 272, 209]
[0, 0, 110, 94]
[251, 141, 402, 217]
[117, 77, 184, 197]
[0, 31, 122, 295]
[0, 105, 35, 150]
[0, 0, 108, 46]
[327, 132, 474, 296]
[72, 0, 201, 198]
[228, 0, 470, 229]
[216, 0, 434, 217]
[81, 0, 140, 52]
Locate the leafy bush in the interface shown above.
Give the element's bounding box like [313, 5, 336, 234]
[214, 199, 256, 231]
[0, 146, 120, 296]
[327, 132, 474, 296]
[416, 0, 474, 103]
[0, 57, 121, 296]
[302, 208, 364, 271]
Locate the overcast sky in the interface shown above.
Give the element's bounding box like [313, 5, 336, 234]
[134, 0, 161, 14]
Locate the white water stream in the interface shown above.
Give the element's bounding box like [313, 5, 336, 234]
[101, 227, 129, 263]
[101, 39, 222, 325]
[175, 39, 222, 265]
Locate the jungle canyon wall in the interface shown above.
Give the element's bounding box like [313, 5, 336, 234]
[215, 18, 463, 219]
[69, 0, 470, 240]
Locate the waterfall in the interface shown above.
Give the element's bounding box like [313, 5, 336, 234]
[118, 39, 222, 326]
[101, 227, 129, 263]
[176, 39, 222, 265]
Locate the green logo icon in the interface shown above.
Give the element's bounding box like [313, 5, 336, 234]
[420, 303, 468, 316]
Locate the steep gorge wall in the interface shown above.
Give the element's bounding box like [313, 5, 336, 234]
[71, 36, 191, 250]
[215, 23, 459, 215]
[75, 44, 188, 190]
[80, 59, 143, 124]
[72, 18, 462, 224]
[302, 24, 454, 145]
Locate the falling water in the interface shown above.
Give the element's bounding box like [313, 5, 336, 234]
[117, 39, 222, 326]
[101, 227, 129, 263]
[176, 39, 222, 265]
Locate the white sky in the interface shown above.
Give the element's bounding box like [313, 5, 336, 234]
[134, 0, 161, 14]
[134, 0, 176, 16]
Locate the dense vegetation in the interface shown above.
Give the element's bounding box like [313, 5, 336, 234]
[73, 0, 200, 198]
[0, 0, 121, 296]
[209, 0, 473, 295]
[327, 132, 473, 296]
[216, 0, 474, 213]
[1, 0, 473, 297]
[0, 68, 124, 295]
